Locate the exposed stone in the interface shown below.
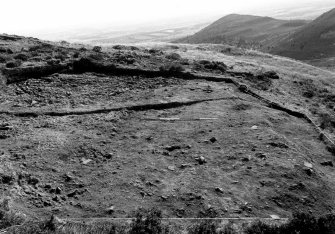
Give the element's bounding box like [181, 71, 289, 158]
[215, 187, 224, 193]
[196, 156, 207, 165]
[210, 137, 217, 143]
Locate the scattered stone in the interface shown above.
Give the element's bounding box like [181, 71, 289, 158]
[242, 156, 250, 162]
[43, 200, 52, 207]
[0, 124, 14, 131]
[215, 187, 224, 193]
[104, 153, 113, 159]
[255, 153, 267, 160]
[165, 145, 181, 152]
[196, 156, 207, 165]
[304, 162, 313, 169]
[28, 176, 39, 185]
[44, 184, 52, 189]
[304, 168, 313, 176]
[269, 142, 289, 149]
[64, 173, 73, 182]
[81, 158, 92, 165]
[52, 196, 61, 202]
[55, 187, 62, 194]
[251, 125, 258, 130]
[320, 161, 333, 167]
[67, 189, 79, 197]
[180, 164, 191, 169]
[210, 137, 217, 143]
[168, 166, 175, 171]
[106, 206, 114, 214]
[161, 196, 168, 201]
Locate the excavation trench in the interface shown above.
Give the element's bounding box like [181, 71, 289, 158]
[2, 58, 334, 147]
[0, 97, 240, 117]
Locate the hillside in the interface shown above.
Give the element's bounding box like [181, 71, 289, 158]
[270, 8, 335, 60]
[1, 34, 335, 232]
[176, 14, 307, 49]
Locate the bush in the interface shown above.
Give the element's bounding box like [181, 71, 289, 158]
[5, 60, 22, 68]
[188, 220, 218, 234]
[319, 112, 335, 130]
[129, 208, 170, 234]
[92, 46, 102, 53]
[246, 213, 335, 234]
[14, 53, 29, 61]
[73, 52, 80, 58]
[232, 103, 252, 111]
[166, 53, 181, 60]
[0, 55, 11, 63]
[159, 63, 185, 73]
[194, 60, 227, 73]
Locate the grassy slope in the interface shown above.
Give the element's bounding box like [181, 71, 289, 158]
[270, 8, 335, 60]
[176, 14, 306, 48]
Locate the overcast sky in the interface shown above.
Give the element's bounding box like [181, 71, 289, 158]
[0, 0, 333, 35]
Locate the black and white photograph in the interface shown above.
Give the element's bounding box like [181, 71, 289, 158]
[0, 0, 335, 233]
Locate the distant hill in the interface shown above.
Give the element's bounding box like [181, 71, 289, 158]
[175, 14, 308, 49]
[270, 8, 335, 60]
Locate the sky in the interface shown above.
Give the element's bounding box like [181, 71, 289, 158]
[0, 0, 332, 36]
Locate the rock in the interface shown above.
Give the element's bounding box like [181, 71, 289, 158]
[168, 166, 175, 171]
[320, 161, 333, 167]
[28, 176, 39, 185]
[104, 153, 113, 159]
[67, 189, 79, 197]
[64, 173, 73, 182]
[165, 145, 181, 152]
[196, 156, 207, 165]
[43, 200, 52, 207]
[251, 125, 258, 130]
[180, 164, 191, 169]
[242, 156, 250, 162]
[81, 158, 92, 165]
[255, 153, 267, 160]
[270, 214, 280, 219]
[55, 187, 62, 194]
[52, 196, 61, 202]
[215, 187, 224, 193]
[210, 137, 217, 143]
[0, 124, 14, 130]
[44, 184, 52, 189]
[304, 162, 313, 169]
[305, 168, 313, 176]
[106, 206, 114, 214]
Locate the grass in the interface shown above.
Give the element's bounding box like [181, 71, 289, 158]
[246, 213, 335, 234]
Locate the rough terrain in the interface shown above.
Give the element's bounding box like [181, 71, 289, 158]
[0, 34, 335, 224]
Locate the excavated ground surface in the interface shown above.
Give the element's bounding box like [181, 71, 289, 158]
[0, 35, 335, 221]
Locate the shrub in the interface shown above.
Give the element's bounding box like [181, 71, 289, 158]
[92, 46, 102, 53]
[194, 60, 227, 73]
[232, 103, 252, 111]
[14, 53, 29, 61]
[245, 221, 279, 234]
[5, 60, 22, 68]
[166, 53, 181, 60]
[245, 212, 335, 234]
[319, 112, 335, 130]
[188, 220, 218, 234]
[0, 55, 11, 63]
[129, 208, 170, 234]
[159, 63, 185, 73]
[73, 52, 80, 58]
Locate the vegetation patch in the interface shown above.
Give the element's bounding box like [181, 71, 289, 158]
[246, 213, 335, 234]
